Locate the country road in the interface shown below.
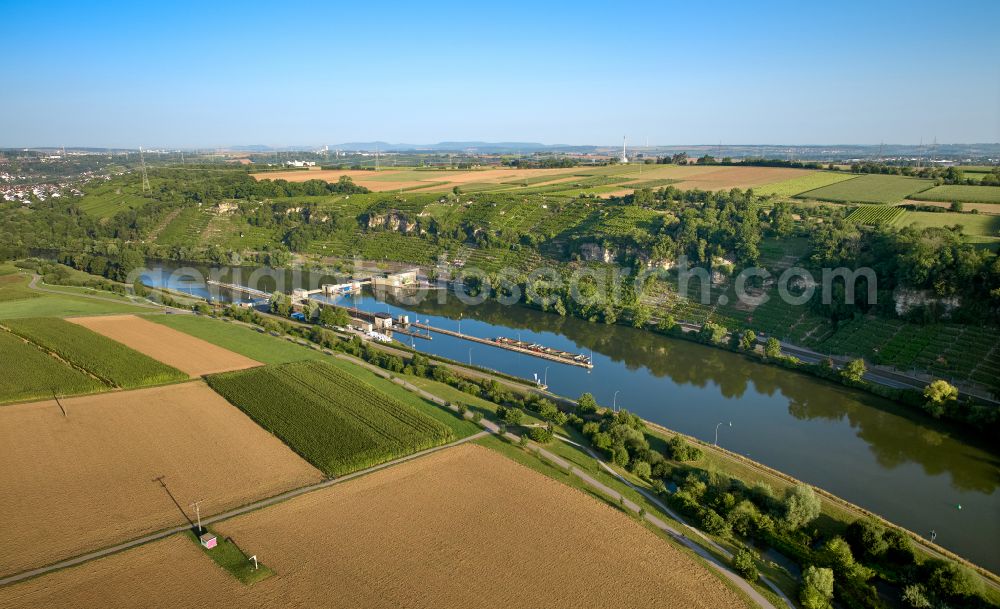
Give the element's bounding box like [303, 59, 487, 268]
[2, 344, 782, 609]
[0, 430, 488, 588]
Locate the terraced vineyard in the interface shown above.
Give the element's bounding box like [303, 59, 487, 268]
[355, 231, 441, 264]
[206, 360, 454, 475]
[846, 205, 905, 225]
[803, 317, 1000, 391]
[77, 178, 158, 218]
[1, 317, 187, 389]
[154, 205, 213, 246]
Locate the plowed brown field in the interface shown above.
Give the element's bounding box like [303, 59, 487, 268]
[68, 314, 259, 376]
[0, 444, 748, 609]
[0, 382, 322, 578]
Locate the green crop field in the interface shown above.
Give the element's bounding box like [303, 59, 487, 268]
[796, 174, 934, 203]
[845, 205, 905, 226]
[0, 273, 41, 303]
[0, 330, 105, 403]
[0, 270, 151, 319]
[909, 185, 1000, 204]
[0, 291, 150, 319]
[147, 314, 480, 438]
[147, 314, 331, 365]
[2, 317, 187, 388]
[893, 211, 1000, 243]
[755, 172, 859, 197]
[206, 360, 454, 476]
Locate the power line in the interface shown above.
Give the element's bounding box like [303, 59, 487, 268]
[139, 146, 151, 193]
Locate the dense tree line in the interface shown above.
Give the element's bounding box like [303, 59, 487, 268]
[217, 297, 998, 609]
[849, 162, 1000, 185]
[146, 169, 368, 205]
[808, 218, 1000, 323]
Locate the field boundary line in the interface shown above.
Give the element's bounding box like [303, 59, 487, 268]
[0, 430, 487, 588]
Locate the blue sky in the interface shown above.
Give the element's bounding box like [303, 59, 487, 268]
[1, 0, 997, 147]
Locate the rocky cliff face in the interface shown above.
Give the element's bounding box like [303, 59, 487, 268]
[366, 211, 420, 235]
[578, 242, 676, 270]
[894, 287, 961, 316]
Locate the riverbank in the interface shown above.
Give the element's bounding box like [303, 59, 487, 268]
[26, 257, 1000, 574]
[212, 301, 1000, 587]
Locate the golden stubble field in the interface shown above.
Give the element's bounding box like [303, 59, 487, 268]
[68, 314, 260, 376]
[0, 382, 322, 578]
[252, 164, 814, 197]
[1, 444, 747, 609]
[252, 167, 582, 192]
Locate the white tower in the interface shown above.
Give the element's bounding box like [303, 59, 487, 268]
[620, 136, 628, 164]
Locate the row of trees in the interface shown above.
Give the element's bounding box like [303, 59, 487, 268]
[229, 299, 993, 609]
[849, 162, 1000, 185]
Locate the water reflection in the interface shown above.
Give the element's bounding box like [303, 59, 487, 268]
[384, 291, 997, 490]
[140, 263, 1000, 571]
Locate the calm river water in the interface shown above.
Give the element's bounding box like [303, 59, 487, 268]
[143, 263, 1000, 572]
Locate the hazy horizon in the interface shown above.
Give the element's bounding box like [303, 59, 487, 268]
[2, 0, 998, 148]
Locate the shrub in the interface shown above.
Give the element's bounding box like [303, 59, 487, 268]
[841, 358, 867, 383]
[800, 566, 834, 609]
[666, 435, 702, 461]
[845, 519, 887, 560]
[922, 379, 958, 418]
[528, 426, 554, 444]
[630, 460, 652, 480]
[496, 405, 524, 426]
[923, 559, 981, 601]
[782, 484, 821, 531]
[732, 548, 759, 581]
[577, 392, 599, 414]
[901, 584, 931, 608]
[764, 336, 782, 358]
[700, 508, 729, 536]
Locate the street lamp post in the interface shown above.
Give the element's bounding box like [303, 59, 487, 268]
[715, 421, 732, 446]
[544, 366, 549, 387]
[468, 347, 473, 365]
[613, 390, 620, 412]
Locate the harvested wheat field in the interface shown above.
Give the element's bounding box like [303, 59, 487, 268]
[250, 168, 396, 182]
[0, 382, 322, 578]
[252, 167, 585, 192]
[0, 443, 746, 609]
[68, 314, 259, 376]
[0, 536, 244, 609]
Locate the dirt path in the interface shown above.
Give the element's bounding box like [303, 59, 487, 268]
[26, 274, 163, 310]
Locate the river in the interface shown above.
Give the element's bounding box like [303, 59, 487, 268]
[141, 263, 1000, 573]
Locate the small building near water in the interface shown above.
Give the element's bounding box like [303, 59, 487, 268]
[373, 312, 394, 330]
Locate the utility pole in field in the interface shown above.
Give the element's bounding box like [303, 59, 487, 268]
[190, 500, 204, 534]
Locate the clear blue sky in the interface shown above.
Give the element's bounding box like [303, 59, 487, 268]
[1, 0, 997, 148]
